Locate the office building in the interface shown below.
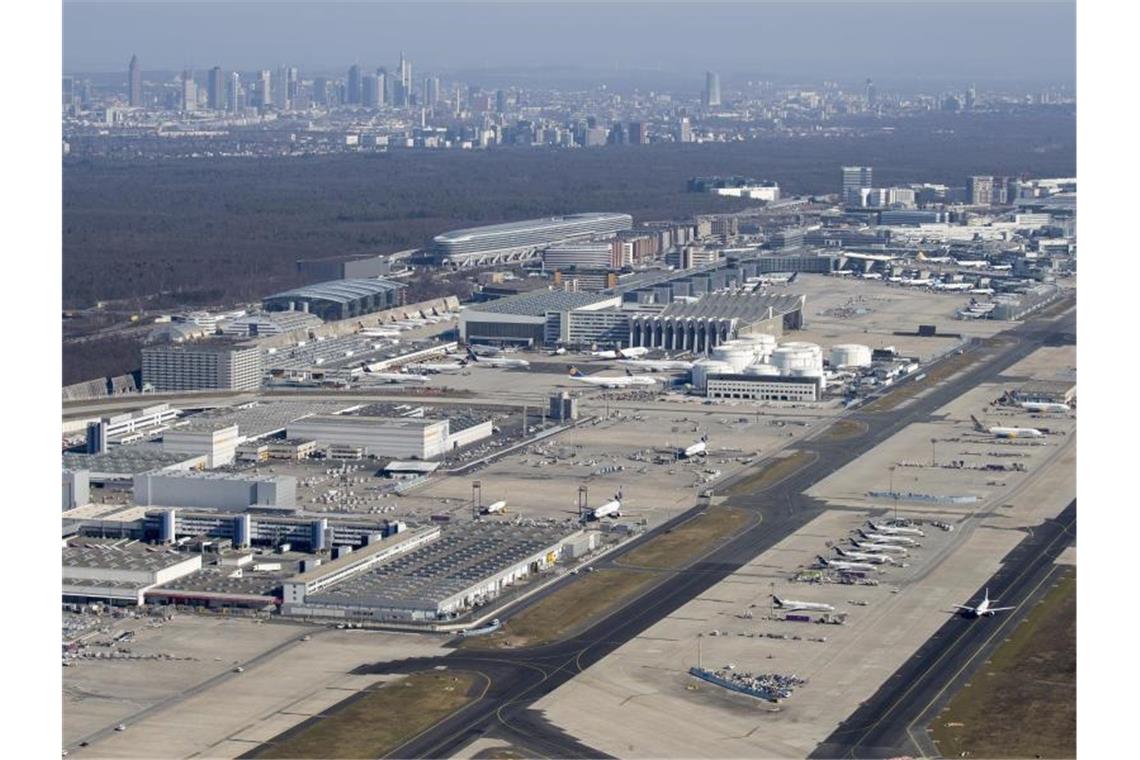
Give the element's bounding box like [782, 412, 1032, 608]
[542, 242, 616, 271]
[207, 66, 225, 110]
[424, 76, 440, 106]
[255, 70, 271, 108]
[134, 470, 297, 511]
[628, 121, 646, 144]
[142, 341, 264, 392]
[272, 65, 289, 108]
[706, 374, 821, 402]
[312, 76, 329, 106]
[262, 277, 407, 321]
[226, 71, 243, 112]
[398, 52, 412, 106]
[432, 213, 633, 267]
[180, 70, 197, 112]
[362, 75, 381, 108]
[128, 54, 142, 107]
[842, 166, 874, 201]
[347, 64, 361, 104]
[865, 77, 877, 106]
[677, 116, 693, 143]
[704, 71, 721, 108]
[968, 175, 995, 206]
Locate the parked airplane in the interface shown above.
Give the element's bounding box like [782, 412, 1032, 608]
[406, 359, 467, 374]
[550, 347, 567, 356]
[771, 595, 835, 613]
[1019, 401, 1071, 413]
[678, 434, 709, 459]
[466, 348, 530, 368]
[834, 547, 896, 564]
[817, 555, 877, 573]
[953, 588, 1015, 617]
[850, 539, 908, 555]
[590, 346, 650, 360]
[867, 521, 925, 537]
[585, 492, 623, 520]
[970, 415, 1045, 439]
[857, 529, 919, 546]
[618, 356, 695, 373]
[361, 370, 430, 385]
[568, 367, 659, 388]
[480, 500, 507, 515]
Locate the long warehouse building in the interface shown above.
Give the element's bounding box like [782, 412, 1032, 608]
[432, 213, 633, 267]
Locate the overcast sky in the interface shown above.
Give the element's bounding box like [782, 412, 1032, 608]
[63, 1, 1076, 86]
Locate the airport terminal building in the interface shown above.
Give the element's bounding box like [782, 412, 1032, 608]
[432, 213, 633, 267]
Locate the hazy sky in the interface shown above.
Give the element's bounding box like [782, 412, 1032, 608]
[63, 1, 1076, 85]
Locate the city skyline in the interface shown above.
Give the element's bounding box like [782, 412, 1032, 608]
[63, 2, 1075, 84]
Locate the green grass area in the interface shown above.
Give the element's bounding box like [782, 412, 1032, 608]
[816, 419, 868, 442]
[862, 349, 982, 413]
[464, 506, 753, 650]
[724, 450, 816, 498]
[247, 671, 480, 759]
[929, 570, 1076, 759]
[619, 506, 752, 569]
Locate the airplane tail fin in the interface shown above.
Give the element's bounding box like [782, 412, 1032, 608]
[625, 368, 634, 377]
[970, 414, 986, 432]
[568, 366, 582, 377]
[466, 347, 478, 361]
[701, 432, 708, 442]
[771, 595, 782, 606]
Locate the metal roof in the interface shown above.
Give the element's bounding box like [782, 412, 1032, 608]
[265, 278, 406, 306]
[466, 290, 614, 316]
[652, 292, 805, 321]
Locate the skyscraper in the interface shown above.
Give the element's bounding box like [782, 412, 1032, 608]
[628, 121, 646, 145]
[312, 77, 329, 107]
[361, 75, 380, 108]
[273, 65, 289, 109]
[347, 64, 361, 105]
[424, 76, 440, 107]
[255, 70, 271, 109]
[495, 89, 508, 114]
[842, 166, 874, 200]
[677, 116, 693, 143]
[286, 67, 299, 104]
[703, 71, 721, 108]
[128, 54, 142, 107]
[227, 72, 242, 112]
[374, 69, 388, 106]
[180, 70, 197, 113]
[968, 176, 995, 206]
[207, 66, 225, 111]
[965, 83, 977, 110]
[398, 52, 412, 106]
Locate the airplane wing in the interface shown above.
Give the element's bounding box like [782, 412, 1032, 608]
[951, 604, 975, 611]
[988, 606, 1016, 612]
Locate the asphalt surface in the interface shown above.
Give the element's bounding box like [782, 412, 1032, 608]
[810, 499, 1076, 759]
[233, 304, 1077, 759]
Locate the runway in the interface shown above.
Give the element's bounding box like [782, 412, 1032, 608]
[245, 304, 1076, 759]
[810, 499, 1076, 759]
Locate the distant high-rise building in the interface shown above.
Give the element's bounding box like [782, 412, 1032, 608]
[842, 166, 874, 201]
[677, 116, 693, 143]
[965, 83, 977, 110]
[312, 76, 329, 107]
[226, 72, 242, 112]
[703, 71, 721, 108]
[255, 70, 271, 108]
[128, 54, 142, 107]
[865, 77, 878, 106]
[180, 70, 197, 113]
[608, 122, 628, 145]
[495, 89, 507, 114]
[207, 66, 225, 110]
[628, 121, 646, 145]
[347, 64, 361, 104]
[361, 75, 380, 108]
[286, 67, 299, 103]
[968, 175, 995, 206]
[424, 76, 440, 107]
[272, 65, 289, 108]
[62, 76, 75, 110]
[398, 52, 412, 105]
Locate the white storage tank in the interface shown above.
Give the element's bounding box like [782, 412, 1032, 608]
[692, 359, 733, 391]
[742, 363, 781, 377]
[711, 345, 755, 373]
[830, 343, 873, 369]
[771, 342, 823, 374]
[734, 333, 778, 355]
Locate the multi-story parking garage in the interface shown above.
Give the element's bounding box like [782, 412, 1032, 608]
[431, 213, 633, 267]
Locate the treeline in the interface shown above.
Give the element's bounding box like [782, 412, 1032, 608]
[62, 109, 1074, 310]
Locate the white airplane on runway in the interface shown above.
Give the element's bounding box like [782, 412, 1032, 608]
[466, 348, 530, 369]
[850, 540, 909, 555]
[834, 547, 896, 564]
[771, 595, 835, 613]
[867, 521, 925, 537]
[677, 434, 708, 459]
[953, 589, 1015, 617]
[971, 415, 1045, 439]
[857, 530, 919, 546]
[568, 367, 659, 389]
[406, 359, 468, 374]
